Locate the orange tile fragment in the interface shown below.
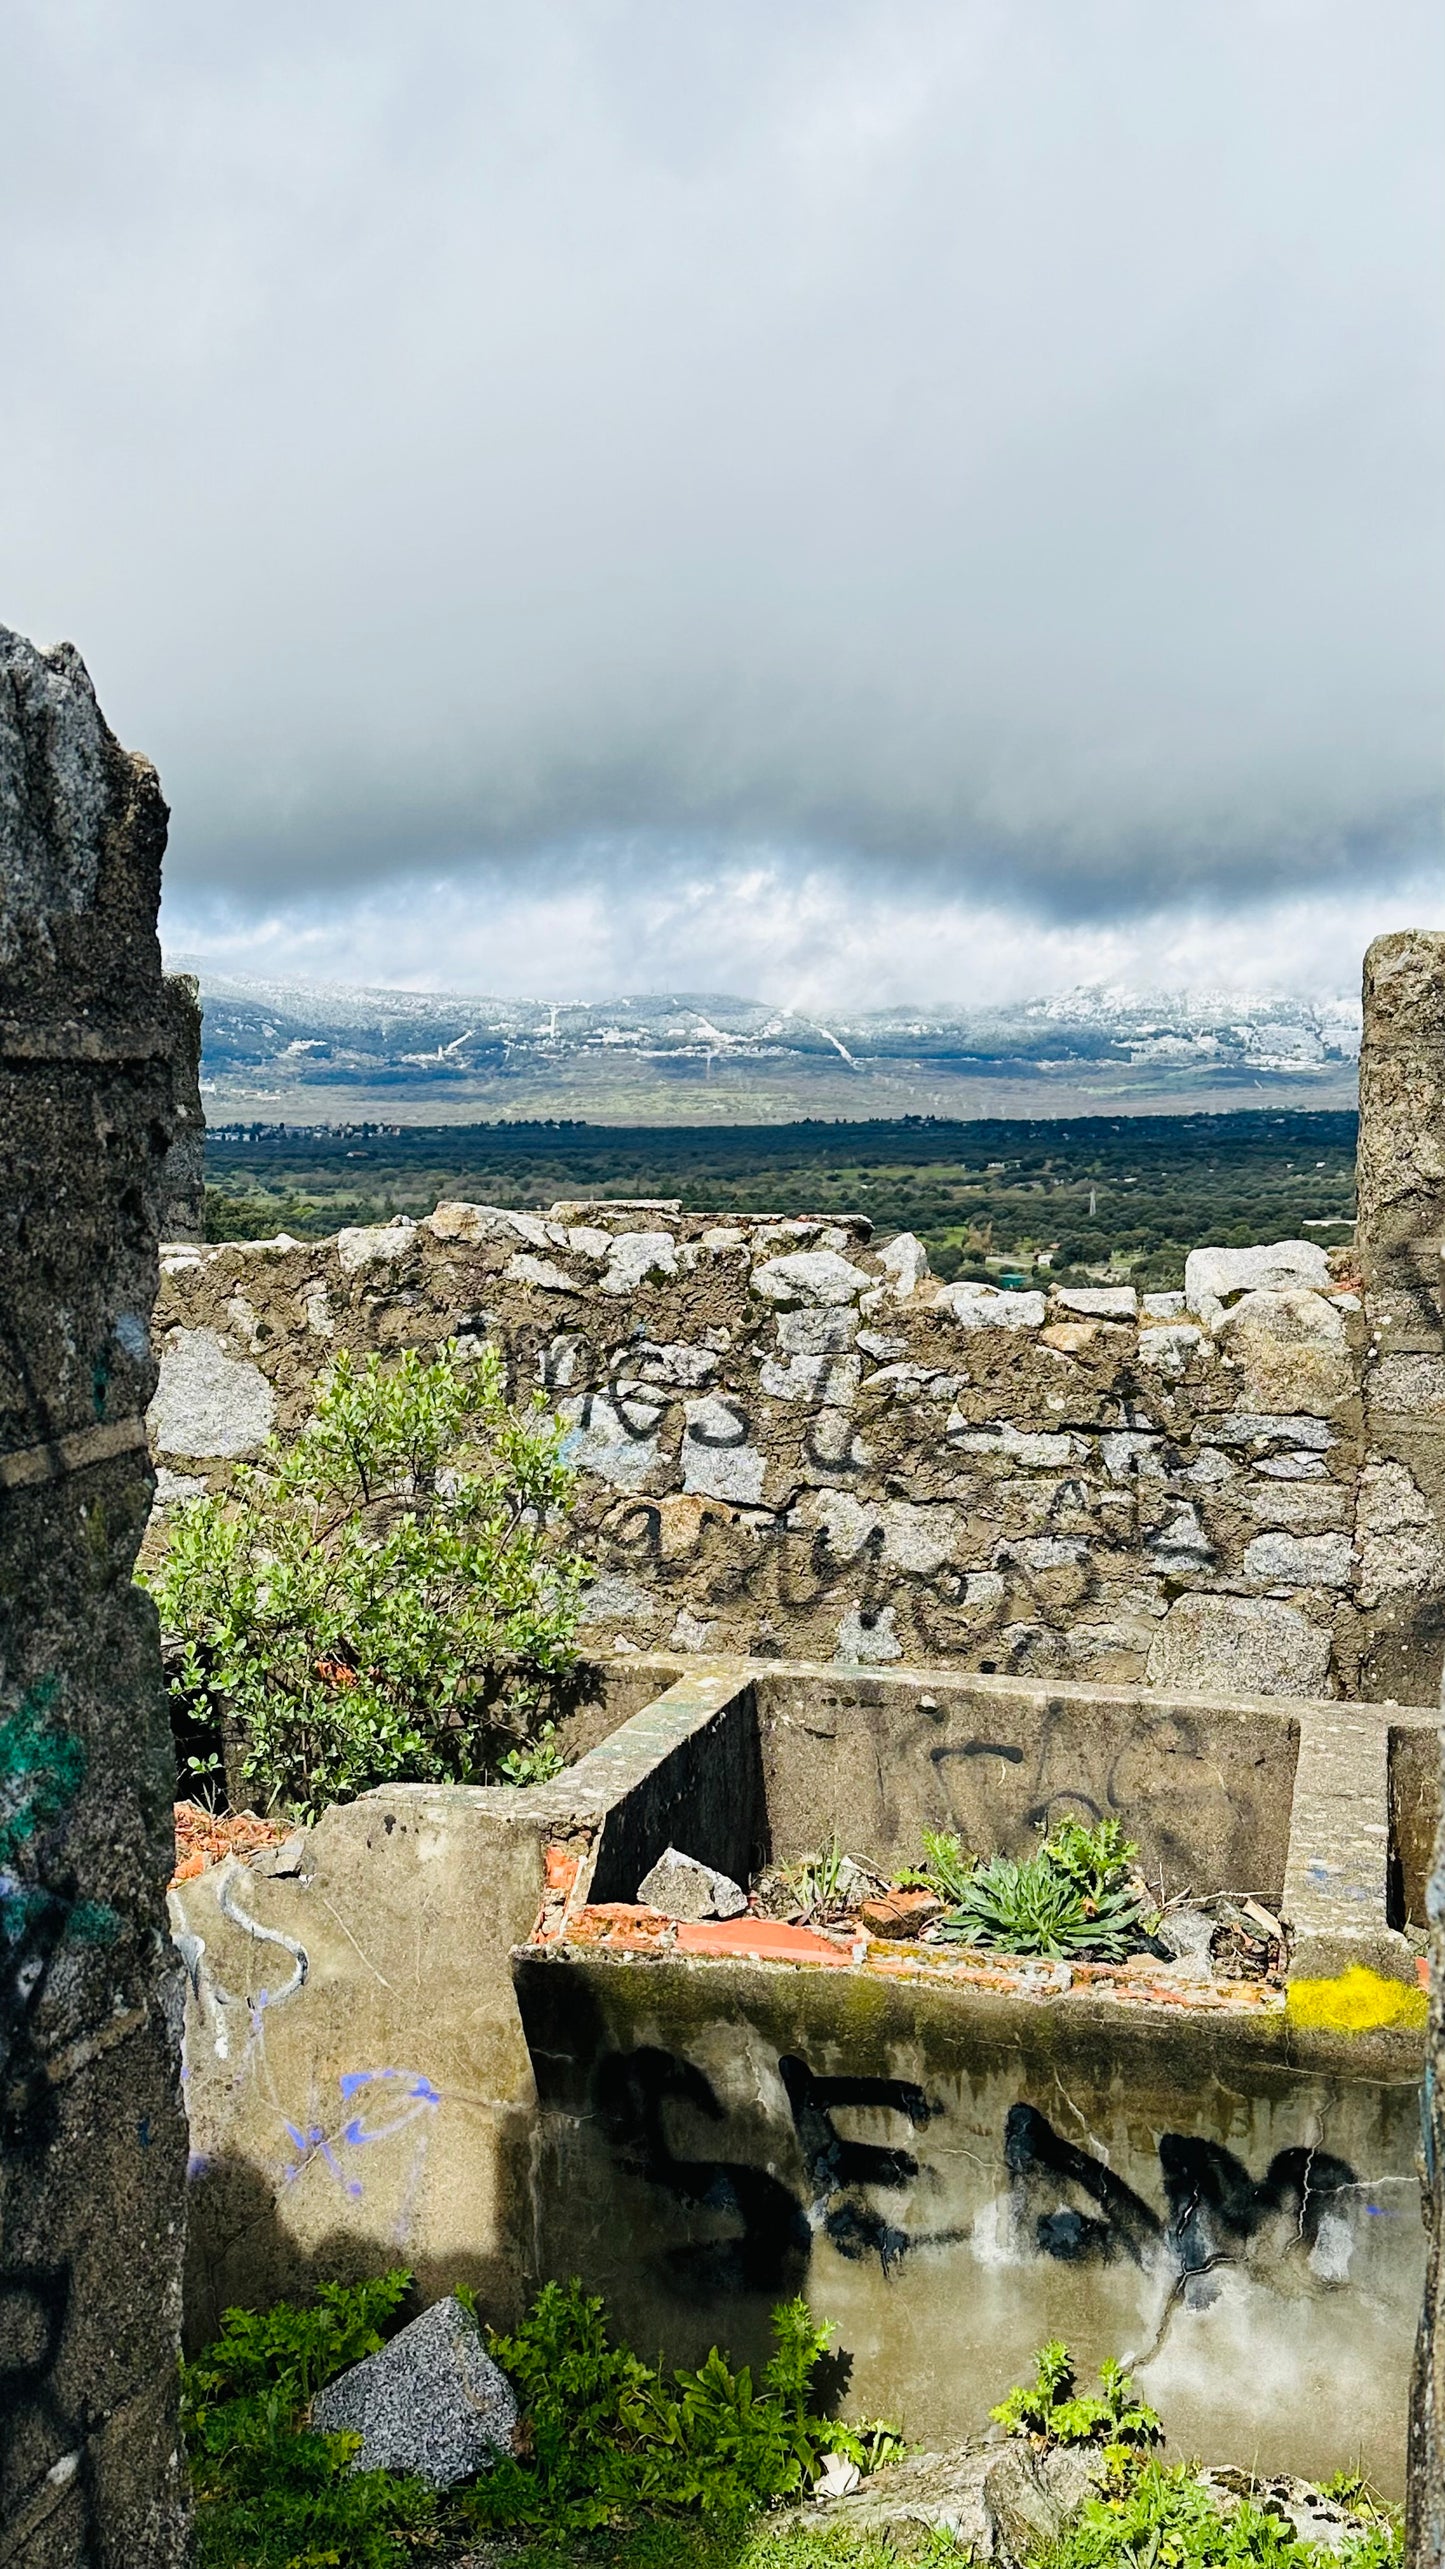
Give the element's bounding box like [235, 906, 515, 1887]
[544, 1844, 581, 1897]
[676, 1918, 856, 1967]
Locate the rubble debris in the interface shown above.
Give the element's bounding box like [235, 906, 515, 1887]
[860, 1888, 943, 1937]
[635, 1844, 748, 1920]
[172, 1800, 289, 1885]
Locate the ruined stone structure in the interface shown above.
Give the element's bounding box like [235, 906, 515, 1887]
[1, 629, 189, 2566]
[154, 929, 1445, 2511]
[173, 1653, 1431, 2494]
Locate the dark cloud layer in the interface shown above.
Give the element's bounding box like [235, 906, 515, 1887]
[1, 0, 1440, 935]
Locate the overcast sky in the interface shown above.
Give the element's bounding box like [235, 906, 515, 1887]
[3, 0, 1441, 1004]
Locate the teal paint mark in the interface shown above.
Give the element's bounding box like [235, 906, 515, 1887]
[92, 1351, 112, 1418]
[0, 1679, 84, 1863]
[66, 1900, 121, 1946]
[0, 1678, 92, 1955]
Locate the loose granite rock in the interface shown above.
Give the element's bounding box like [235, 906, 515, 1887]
[310, 2296, 518, 2487]
[636, 1845, 749, 1920]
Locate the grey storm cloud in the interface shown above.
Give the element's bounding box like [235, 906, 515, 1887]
[1, 0, 1441, 924]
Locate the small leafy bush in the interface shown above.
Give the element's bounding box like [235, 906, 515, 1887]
[146, 1340, 587, 1815]
[1036, 2460, 1401, 2569]
[182, 2269, 436, 2569]
[939, 1817, 1150, 1960]
[895, 1829, 974, 1904]
[990, 2341, 1162, 2451]
[468, 2278, 880, 2533]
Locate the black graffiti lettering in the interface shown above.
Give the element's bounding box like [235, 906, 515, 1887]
[1005, 2103, 1164, 2266]
[1006, 2107, 1359, 2291]
[593, 2047, 810, 2299]
[780, 2054, 942, 2275]
[930, 1739, 1026, 1768]
[1158, 2134, 1358, 2283]
[685, 1399, 750, 1450]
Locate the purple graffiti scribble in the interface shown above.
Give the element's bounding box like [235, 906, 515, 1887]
[282, 2120, 363, 2197]
[337, 2067, 442, 2146]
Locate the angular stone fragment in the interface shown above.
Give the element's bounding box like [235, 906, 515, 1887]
[1244, 1530, 1353, 1589]
[935, 1282, 1046, 1329]
[1135, 1323, 1204, 1371]
[1155, 1906, 1217, 1968]
[1146, 1594, 1333, 1697]
[336, 1218, 417, 1272]
[1214, 1287, 1352, 1416]
[636, 1845, 748, 1920]
[310, 2295, 517, 2487]
[149, 1325, 276, 1457]
[1356, 1458, 1445, 1607]
[600, 1231, 679, 1294]
[750, 1248, 873, 1306]
[1184, 1239, 1331, 1327]
[505, 1252, 576, 1293]
[1054, 1285, 1137, 1317]
[682, 1394, 766, 1501]
[877, 1232, 931, 1298]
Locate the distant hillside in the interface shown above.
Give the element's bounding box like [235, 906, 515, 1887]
[171, 960, 1361, 1126]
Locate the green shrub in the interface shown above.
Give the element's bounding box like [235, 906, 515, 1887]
[1036, 2460, 1400, 2569]
[895, 1829, 974, 1903]
[938, 1817, 1150, 1961]
[182, 2269, 436, 2569]
[990, 2341, 1162, 2451]
[185, 2272, 899, 2567]
[146, 1340, 587, 1816]
[468, 2278, 882, 2533]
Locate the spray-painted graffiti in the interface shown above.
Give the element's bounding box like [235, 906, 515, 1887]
[482, 1314, 1169, 1671]
[1004, 2104, 1359, 2297]
[0, 1677, 124, 2536]
[278, 2068, 442, 2240]
[587, 2045, 1367, 2307]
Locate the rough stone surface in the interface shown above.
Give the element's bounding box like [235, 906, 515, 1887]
[143, 1210, 1407, 1703]
[934, 1282, 1046, 1329]
[1214, 1288, 1353, 1417]
[750, 1248, 872, 1306]
[1146, 1594, 1334, 1698]
[792, 2438, 1099, 2560]
[158, 973, 205, 1241]
[601, 1231, 678, 1295]
[1244, 1531, 1354, 1590]
[310, 2296, 517, 2487]
[1, 626, 189, 2566]
[1185, 1239, 1332, 1326]
[148, 1326, 277, 1457]
[635, 1845, 748, 1919]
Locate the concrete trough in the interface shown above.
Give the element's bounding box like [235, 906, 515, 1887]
[172, 1655, 1437, 2493]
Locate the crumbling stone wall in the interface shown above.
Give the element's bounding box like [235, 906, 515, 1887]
[1, 628, 189, 2566]
[150, 1207, 1394, 1700]
[1357, 932, 1445, 1709]
[157, 973, 204, 1244]
[1362, 932, 1445, 2564]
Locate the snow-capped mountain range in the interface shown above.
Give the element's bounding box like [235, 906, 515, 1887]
[170, 960, 1361, 1124]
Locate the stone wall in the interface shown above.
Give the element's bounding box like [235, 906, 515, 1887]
[149, 1206, 1401, 1700]
[1, 627, 189, 2567]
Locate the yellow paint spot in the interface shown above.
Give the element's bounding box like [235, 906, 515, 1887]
[1286, 1965, 1428, 2034]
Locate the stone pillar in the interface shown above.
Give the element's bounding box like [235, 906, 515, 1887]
[159, 974, 205, 1243]
[0, 629, 189, 2564]
[1367, 935, 1445, 2564]
[1356, 933, 1445, 1704]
